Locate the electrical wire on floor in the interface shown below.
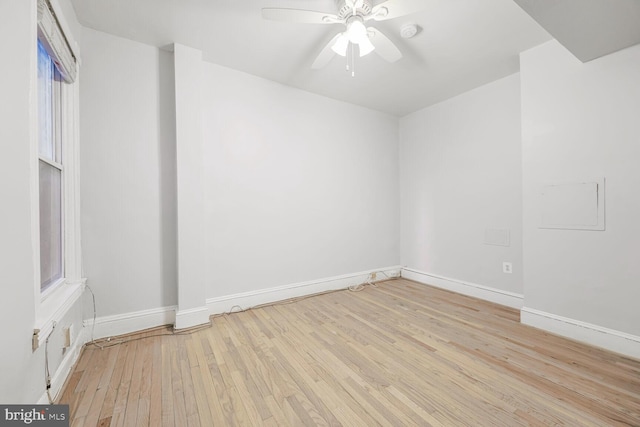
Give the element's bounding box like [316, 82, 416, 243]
[45, 321, 57, 404]
[348, 279, 377, 292]
[87, 320, 212, 350]
[85, 284, 97, 343]
[85, 271, 400, 350]
[348, 270, 398, 292]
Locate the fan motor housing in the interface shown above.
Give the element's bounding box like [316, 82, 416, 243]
[336, 0, 372, 19]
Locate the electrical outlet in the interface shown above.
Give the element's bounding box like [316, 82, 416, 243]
[502, 262, 513, 274]
[64, 325, 73, 348]
[32, 330, 40, 351]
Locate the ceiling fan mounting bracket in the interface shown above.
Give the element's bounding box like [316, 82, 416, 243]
[345, 14, 364, 27]
[336, 0, 372, 20]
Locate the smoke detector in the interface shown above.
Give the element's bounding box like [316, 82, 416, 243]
[400, 24, 418, 39]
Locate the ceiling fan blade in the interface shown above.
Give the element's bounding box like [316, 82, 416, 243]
[367, 28, 402, 62]
[311, 34, 341, 69]
[370, 0, 425, 21]
[262, 8, 340, 24]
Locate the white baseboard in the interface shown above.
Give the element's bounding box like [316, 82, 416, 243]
[175, 306, 210, 330]
[401, 267, 524, 309]
[80, 266, 402, 338]
[37, 326, 88, 404]
[521, 307, 640, 360]
[83, 305, 177, 340]
[207, 266, 402, 315]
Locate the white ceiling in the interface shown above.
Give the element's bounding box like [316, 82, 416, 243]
[514, 0, 640, 62]
[70, 0, 555, 116]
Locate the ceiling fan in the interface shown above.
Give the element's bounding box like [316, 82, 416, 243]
[262, 0, 423, 70]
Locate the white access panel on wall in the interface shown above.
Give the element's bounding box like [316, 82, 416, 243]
[539, 178, 605, 230]
[484, 228, 511, 246]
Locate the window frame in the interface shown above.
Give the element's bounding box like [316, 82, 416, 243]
[33, 0, 84, 348]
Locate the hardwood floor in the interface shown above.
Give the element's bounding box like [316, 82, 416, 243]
[58, 279, 640, 426]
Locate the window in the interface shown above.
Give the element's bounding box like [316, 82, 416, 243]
[38, 41, 64, 294]
[33, 0, 83, 349]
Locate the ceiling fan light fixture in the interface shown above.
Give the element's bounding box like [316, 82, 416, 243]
[359, 36, 375, 56]
[331, 33, 349, 56]
[263, 0, 409, 70]
[346, 19, 368, 44]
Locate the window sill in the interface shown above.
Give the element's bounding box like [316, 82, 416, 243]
[40, 277, 66, 301]
[34, 279, 86, 350]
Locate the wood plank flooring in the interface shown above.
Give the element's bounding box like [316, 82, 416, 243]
[58, 279, 640, 426]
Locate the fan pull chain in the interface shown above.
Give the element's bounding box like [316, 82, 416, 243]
[346, 45, 351, 71]
[351, 43, 356, 77]
[345, 43, 351, 71]
[344, 43, 356, 77]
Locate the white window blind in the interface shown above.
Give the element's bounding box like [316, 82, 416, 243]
[37, 0, 76, 83]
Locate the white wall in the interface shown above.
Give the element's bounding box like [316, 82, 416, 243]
[521, 40, 640, 336]
[399, 74, 523, 297]
[202, 63, 400, 297]
[0, 0, 86, 403]
[80, 28, 177, 317]
[0, 0, 40, 404]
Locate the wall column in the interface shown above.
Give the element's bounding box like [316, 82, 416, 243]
[173, 43, 208, 329]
